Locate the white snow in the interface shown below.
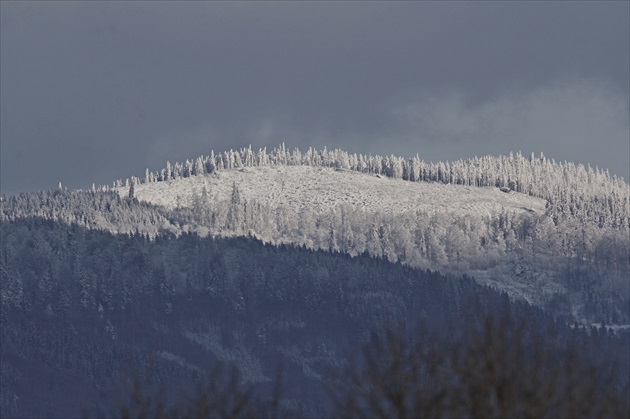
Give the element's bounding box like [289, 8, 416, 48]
[119, 165, 547, 217]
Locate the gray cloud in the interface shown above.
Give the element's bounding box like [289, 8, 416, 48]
[1, 1, 628, 194]
[392, 80, 629, 174]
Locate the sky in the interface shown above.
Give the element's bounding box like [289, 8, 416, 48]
[1, 1, 628, 194]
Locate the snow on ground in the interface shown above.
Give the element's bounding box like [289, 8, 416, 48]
[119, 166, 547, 217]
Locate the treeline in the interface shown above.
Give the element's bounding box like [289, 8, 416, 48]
[0, 189, 178, 237]
[112, 144, 628, 230]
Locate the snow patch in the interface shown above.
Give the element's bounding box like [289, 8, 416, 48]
[119, 166, 547, 218]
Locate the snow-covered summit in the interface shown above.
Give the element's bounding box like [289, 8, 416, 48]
[109, 144, 627, 230]
[120, 165, 547, 218]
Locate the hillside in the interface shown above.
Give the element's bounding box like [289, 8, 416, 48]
[114, 166, 562, 307]
[2, 145, 628, 324]
[109, 144, 629, 230]
[102, 149, 625, 320]
[1, 145, 628, 417]
[119, 165, 547, 217]
[1, 219, 628, 418]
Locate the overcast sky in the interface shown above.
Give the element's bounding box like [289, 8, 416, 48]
[1, 1, 628, 194]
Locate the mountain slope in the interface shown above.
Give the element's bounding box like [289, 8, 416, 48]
[110, 164, 626, 321]
[2, 219, 628, 418]
[2, 145, 628, 323]
[1, 145, 628, 417]
[120, 165, 547, 216]
[110, 144, 628, 230]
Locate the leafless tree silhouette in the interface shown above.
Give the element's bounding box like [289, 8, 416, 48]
[113, 318, 628, 419]
[336, 317, 629, 419]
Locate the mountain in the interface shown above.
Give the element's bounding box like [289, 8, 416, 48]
[2, 145, 628, 322]
[1, 145, 628, 417]
[106, 145, 628, 322]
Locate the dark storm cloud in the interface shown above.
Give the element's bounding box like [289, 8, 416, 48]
[1, 1, 628, 194]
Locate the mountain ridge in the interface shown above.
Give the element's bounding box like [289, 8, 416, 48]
[104, 144, 628, 229]
[1, 145, 628, 418]
[2, 145, 628, 324]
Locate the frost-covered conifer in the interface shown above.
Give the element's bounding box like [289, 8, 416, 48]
[165, 161, 172, 181]
[128, 179, 135, 199]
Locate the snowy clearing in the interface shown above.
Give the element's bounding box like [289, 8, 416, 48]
[119, 165, 547, 217]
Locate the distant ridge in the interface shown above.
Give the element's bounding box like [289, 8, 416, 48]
[1, 144, 628, 322]
[107, 144, 627, 229]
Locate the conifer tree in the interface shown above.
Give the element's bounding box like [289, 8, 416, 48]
[128, 179, 135, 199]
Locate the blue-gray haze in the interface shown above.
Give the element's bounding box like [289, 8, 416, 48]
[1, 1, 628, 194]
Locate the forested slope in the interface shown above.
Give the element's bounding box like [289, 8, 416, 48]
[1, 218, 627, 418]
[2, 146, 627, 323]
[115, 144, 629, 230]
[1, 145, 628, 417]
